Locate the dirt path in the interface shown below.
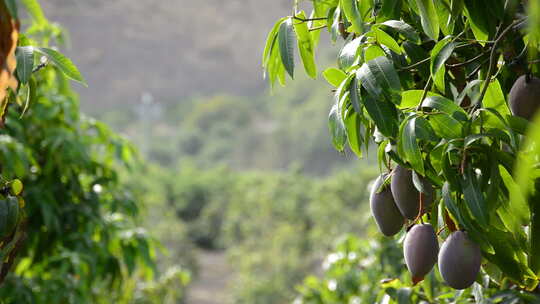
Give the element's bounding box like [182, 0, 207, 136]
[186, 250, 233, 304]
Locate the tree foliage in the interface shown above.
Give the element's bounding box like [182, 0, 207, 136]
[0, 1, 192, 303]
[265, 0, 540, 295]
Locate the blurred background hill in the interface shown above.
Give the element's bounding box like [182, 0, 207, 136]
[37, 1, 377, 303]
[42, 0, 291, 109]
[41, 0, 349, 175]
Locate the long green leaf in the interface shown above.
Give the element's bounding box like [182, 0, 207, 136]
[340, 0, 364, 33]
[461, 168, 489, 226]
[330, 7, 341, 43]
[371, 28, 402, 54]
[482, 79, 510, 116]
[380, 20, 420, 44]
[463, 0, 490, 44]
[361, 94, 398, 138]
[15, 46, 34, 84]
[514, 112, 540, 275]
[262, 17, 287, 68]
[429, 113, 462, 139]
[35, 48, 86, 85]
[430, 37, 455, 77]
[356, 56, 401, 104]
[329, 102, 347, 152]
[293, 11, 317, 79]
[415, 0, 439, 40]
[339, 36, 363, 70]
[323, 68, 347, 87]
[499, 165, 529, 224]
[414, 116, 438, 142]
[422, 96, 467, 116]
[349, 77, 361, 114]
[400, 117, 424, 173]
[278, 18, 295, 78]
[345, 112, 363, 157]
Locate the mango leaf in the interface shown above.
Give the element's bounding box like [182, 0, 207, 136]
[461, 168, 489, 226]
[328, 102, 347, 152]
[430, 37, 455, 78]
[482, 79, 510, 116]
[356, 56, 401, 104]
[323, 67, 347, 87]
[400, 90, 441, 109]
[400, 116, 424, 173]
[268, 40, 285, 89]
[498, 165, 529, 223]
[15, 46, 34, 84]
[349, 77, 361, 113]
[278, 18, 295, 78]
[415, 0, 439, 41]
[421, 96, 467, 116]
[344, 112, 363, 157]
[364, 45, 386, 62]
[429, 113, 462, 139]
[414, 116, 437, 141]
[380, 20, 420, 44]
[339, 36, 363, 70]
[514, 113, 540, 275]
[370, 28, 402, 54]
[330, 7, 341, 43]
[361, 94, 398, 138]
[484, 229, 527, 283]
[262, 17, 287, 69]
[377, 0, 401, 21]
[433, 65, 445, 92]
[293, 11, 317, 79]
[436, 0, 453, 36]
[35, 48, 86, 85]
[463, 0, 490, 43]
[442, 182, 465, 227]
[340, 0, 364, 33]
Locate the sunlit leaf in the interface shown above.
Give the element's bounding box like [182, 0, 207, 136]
[340, 0, 364, 33]
[293, 11, 317, 79]
[323, 67, 347, 87]
[35, 47, 86, 85]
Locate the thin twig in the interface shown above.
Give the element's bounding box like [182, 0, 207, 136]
[309, 24, 327, 32]
[398, 42, 479, 72]
[397, 57, 430, 71]
[293, 16, 327, 23]
[446, 50, 490, 68]
[32, 62, 47, 73]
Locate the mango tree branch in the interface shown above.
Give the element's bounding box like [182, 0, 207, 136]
[476, 18, 527, 109]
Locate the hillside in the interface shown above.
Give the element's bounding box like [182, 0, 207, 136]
[41, 0, 291, 112]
